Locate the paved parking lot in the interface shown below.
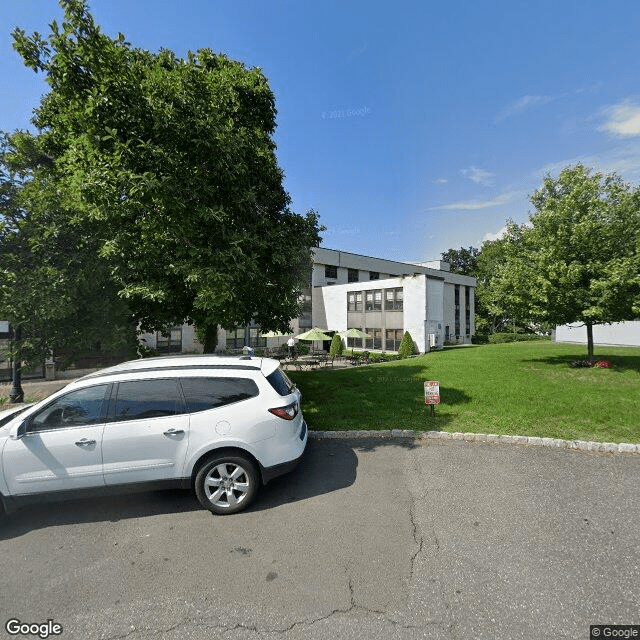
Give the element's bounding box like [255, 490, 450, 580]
[1, 438, 639, 639]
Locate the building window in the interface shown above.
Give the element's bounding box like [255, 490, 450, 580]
[347, 328, 363, 349]
[348, 268, 359, 283]
[156, 326, 183, 353]
[299, 290, 312, 328]
[369, 271, 379, 280]
[365, 290, 382, 311]
[384, 288, 403, 311]
[385, 329, 404, 351]
[325, 265, 337, 279]
[365, 328, 383, 350]
[348, 291, 363, 311]
[226, 327, 266, 351]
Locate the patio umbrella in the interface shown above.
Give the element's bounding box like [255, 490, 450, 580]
[340, 328, 371, 338]
[295, 328, 333, 341]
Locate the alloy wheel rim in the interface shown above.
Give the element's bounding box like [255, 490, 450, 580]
[204, 463, 250, 508]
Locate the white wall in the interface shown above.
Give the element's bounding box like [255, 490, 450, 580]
[403, 276, 428, 353]
[426, 278, 444, 349]
[555, 322, 640, 347]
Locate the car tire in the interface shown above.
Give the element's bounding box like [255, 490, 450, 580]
[194, 454, 259, 515]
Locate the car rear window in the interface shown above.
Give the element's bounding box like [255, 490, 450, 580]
[266, 368, 295, 396]
[180, 377, 259, 412]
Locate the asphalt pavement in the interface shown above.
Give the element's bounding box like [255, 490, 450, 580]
[0, 438, 638, 639]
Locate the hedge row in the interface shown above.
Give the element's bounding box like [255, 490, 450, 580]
[487, 333, 551, 344]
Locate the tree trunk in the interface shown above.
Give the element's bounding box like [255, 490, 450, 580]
[9, 326, 24, 403]
[202, 324, 218, 354]
[586, 322, 594, 363]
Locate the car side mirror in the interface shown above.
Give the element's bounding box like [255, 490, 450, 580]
[9, 420, 27, 440]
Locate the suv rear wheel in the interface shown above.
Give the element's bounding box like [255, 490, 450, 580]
[194, 454, 258, 515]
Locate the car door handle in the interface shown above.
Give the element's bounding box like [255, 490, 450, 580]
[163, 429, 184, 436]
[75, 438, 96, 446]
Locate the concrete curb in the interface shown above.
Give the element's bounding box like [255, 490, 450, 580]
[308, 429, 640, 455]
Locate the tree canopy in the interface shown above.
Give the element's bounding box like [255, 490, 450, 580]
[485, 164, 640, 358]
[440, 246, 479, 276]
[3, 0, 322, 356]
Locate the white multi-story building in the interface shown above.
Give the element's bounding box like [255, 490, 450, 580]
[140, 248, 477, 354]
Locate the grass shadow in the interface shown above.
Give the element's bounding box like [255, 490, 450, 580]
[524, 353, 640, 373]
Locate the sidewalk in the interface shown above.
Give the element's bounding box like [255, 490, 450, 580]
[0, 368, 100, 406]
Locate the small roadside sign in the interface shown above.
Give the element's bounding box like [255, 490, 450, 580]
[424, 381, 440, 405]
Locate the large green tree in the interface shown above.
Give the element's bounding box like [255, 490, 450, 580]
[486, 164, 640, 359]
[0, 135, 137, 367]
[9, 0, 322, 353]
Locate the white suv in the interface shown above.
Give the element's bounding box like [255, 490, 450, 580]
[0, 355, 307, 515]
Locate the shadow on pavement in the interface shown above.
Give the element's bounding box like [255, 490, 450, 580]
[0, 438, 414, 538]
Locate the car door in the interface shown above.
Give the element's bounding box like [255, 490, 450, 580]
[101, 378, 190, 485]
[2, 384, 110, 496]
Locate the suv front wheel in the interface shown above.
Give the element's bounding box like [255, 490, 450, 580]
[194, 454, 259, 515]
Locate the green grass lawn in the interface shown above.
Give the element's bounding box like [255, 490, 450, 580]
[288, 340, 640, 443]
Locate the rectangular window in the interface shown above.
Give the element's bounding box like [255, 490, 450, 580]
[29, 385, 109, 432]
[348, 292, 356, 312]
[299, 291, 312, 328]
[385, 329, 404, 351]
[226, 327, 266, 349]
[248, 328, 266, 348]
[325, 265, 337, 279]
[156, 326, 182, 353]
[364, 328, 383, 350]
[373, 290, 382, 311]
[113, 379, 183, 421]
[180, 377, 259, 412]
[365, 328, 374, 350]
[384, 288, 403, 311]
[348, 268, 359, 283]
[369, 271, 379, 280]
[365, 291, 374, 311]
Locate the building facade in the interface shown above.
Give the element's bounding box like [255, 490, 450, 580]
[139, 248, 477, 354]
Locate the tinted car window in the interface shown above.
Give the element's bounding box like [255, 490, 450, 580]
[266, 368, 295, 396]
[29, 385, 109, 432]
[113, 379, 182, 421]
[180, 377, 259, 412]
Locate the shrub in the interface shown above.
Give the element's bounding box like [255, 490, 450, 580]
[595, 359, 612, 368]
[297, 343, 310, 356]
[329, 334, 344, 360]
[471, 334, 490, 345]
[398, 331, 417, 359]
[571, 360, 593, 368]
[488, 333, 550, 344]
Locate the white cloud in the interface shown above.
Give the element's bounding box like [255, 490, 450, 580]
[430, 190, 524, 211]
[460, 166, 495, 186]
[600, 101, 640, 137]
[495, 94, 555, 123]
[432, 178, 448, 184]
[539, 147, 640, 180]
[482, 226, 508, 243]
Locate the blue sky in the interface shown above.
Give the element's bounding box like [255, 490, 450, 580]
[3, 0, 640, 263]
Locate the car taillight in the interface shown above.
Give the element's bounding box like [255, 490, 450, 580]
[268, 402, 298, 420]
